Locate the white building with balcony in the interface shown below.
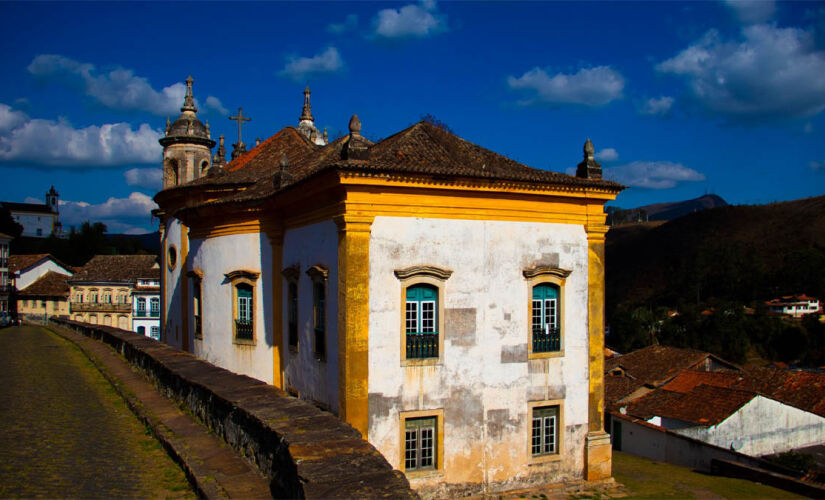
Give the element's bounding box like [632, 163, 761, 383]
[133, 278, 161, 339]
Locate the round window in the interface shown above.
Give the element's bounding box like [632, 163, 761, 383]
[167, 245, 177, 270]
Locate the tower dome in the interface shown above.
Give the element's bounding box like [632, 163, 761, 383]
[159, 76, 216, 189]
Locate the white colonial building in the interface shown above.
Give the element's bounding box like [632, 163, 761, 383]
[154, 79, 624, 496]
[1, 186, 62, 238]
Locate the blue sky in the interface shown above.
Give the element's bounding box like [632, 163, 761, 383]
[1, 0, 823, 234]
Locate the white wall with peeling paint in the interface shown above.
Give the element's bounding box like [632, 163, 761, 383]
[367, 216, 591, 496]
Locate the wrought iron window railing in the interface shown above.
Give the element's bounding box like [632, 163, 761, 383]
[134, 310, 160, 318]
[235, 319, 253, 340]
[406, 331, 438, 359]
[532, 327, 561, 353]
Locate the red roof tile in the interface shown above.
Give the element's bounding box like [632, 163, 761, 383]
[626, 385, 756, 426]
[17, 271, 69, 297]
[732, 367, 825, 418]
[604, 345, 737, 390]
[68, 255, 159, 283]
[661, 370, 743, 394]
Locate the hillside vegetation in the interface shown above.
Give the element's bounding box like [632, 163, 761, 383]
[606, 195, 825, 365]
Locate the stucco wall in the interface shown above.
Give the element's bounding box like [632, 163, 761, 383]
[12, 212, 56, 238]
[163, 219, 184, 349]
[188, 231, 274, 384]
[673, 396, 825, 456]
[281, 220, 340, 412]
[367, 216, 591, 496]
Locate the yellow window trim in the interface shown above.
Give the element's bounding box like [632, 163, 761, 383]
[396, 267, 451, 367]
[525, 269, 569, 360]
[399, 408, 445, 478]
[527, 399, 565, 465]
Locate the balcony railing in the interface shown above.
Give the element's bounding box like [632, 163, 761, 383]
[134, 310, 160, 318]
[70, 302, 131, 313]
[235, 320, 253, 340]
[532, 327, 561, 353]
[406, 332, 439, 359]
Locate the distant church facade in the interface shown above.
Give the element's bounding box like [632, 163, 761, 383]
[1, 186, 62, 238]
[155, 77, 623, 496]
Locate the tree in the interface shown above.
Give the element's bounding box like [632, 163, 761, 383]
[0, 205, 23, 238]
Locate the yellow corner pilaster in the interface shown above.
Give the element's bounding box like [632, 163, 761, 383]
[585, 222, 612, 480]
[268, 227, 285, 389]
[334, 214, 374, 438]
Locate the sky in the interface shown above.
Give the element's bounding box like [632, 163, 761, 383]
[1, 0, 823, 234]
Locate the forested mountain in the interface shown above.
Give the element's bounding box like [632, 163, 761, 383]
[605, 195, 825, 365]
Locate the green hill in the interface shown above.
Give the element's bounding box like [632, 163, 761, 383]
[606, 194, 825, 314]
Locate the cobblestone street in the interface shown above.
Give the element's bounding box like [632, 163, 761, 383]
[0, 325, 193, 498]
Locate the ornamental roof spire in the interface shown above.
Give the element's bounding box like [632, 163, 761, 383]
[182, 75, 197, 113]
[300, 85, 314, 122]
[576, 138, 601, 180]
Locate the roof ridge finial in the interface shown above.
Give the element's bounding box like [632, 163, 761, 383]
[576, 138, 601, 180]
[349, 114, 362, 138]
[300, 85, 313, 122]
[182, 75, 197, 113]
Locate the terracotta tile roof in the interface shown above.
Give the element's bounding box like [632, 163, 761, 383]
[17, 271, 69, 297]
[68, 255, 159, 284]
[661, 370, 744, 394]
[160, 121, 624, 210]
[732, 366, 825, 418]
[1, 201, 53, 214]
[604, 345, 731, 388]
[605, 375, 645, 406]
[626, 385, 756, 426]
[9, 254, 50, 274]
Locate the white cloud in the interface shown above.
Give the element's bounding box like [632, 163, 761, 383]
[639, 96, 675, 116]
[602, 161, 706, 189]
[373, 0, 447, 39]
[204, 96, 228, 115]
[595, 148, 619, 162]
[657, 25, 825, 122]
[507, 66, 625, 107]
[27, 54, 224, 116]
[0, 103, 162, 167]
[59, 192, 157, 224]
[278, 47, 344, 82]
[0, 104, 28, 134]
[723, 0, 775, 24]
[124, 168, 162, 190]
[328, 14, 358, 34]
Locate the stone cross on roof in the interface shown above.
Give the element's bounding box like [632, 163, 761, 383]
[229, 107, 252, 147]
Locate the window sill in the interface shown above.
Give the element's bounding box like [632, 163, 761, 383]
[528, 349, 565, 360]
[233, 337, 256, 346]
[528, 453, 562, 465]
[404, 468, 443, 480]
[401, 357, 441, 367]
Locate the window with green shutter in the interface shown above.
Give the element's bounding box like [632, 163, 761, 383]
[235, 283, 253, 340]
[405, 416, 437, 471]
[531, 406, 559, 456]
[405, 284, 438, 358]
[532, 284, 560, 352]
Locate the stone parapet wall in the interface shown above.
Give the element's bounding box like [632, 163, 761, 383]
[52, 318, 416, 499]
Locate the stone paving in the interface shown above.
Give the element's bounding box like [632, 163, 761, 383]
[0, 325, 194, 498]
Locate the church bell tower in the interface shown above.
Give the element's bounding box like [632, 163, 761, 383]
[158, 76, 216, 190]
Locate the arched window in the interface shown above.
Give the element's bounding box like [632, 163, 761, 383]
[306, 265, 329, 360]
[405, 284, 438, 359]
[200, 160, 209, 175]
[225, 269, 260, 344]
[137, 297, 146, 316]
[150, 297, 160, 317]
[531, 284, 560, 353]
[137, 326, 146, 336]
[236, 283, 253, 340]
